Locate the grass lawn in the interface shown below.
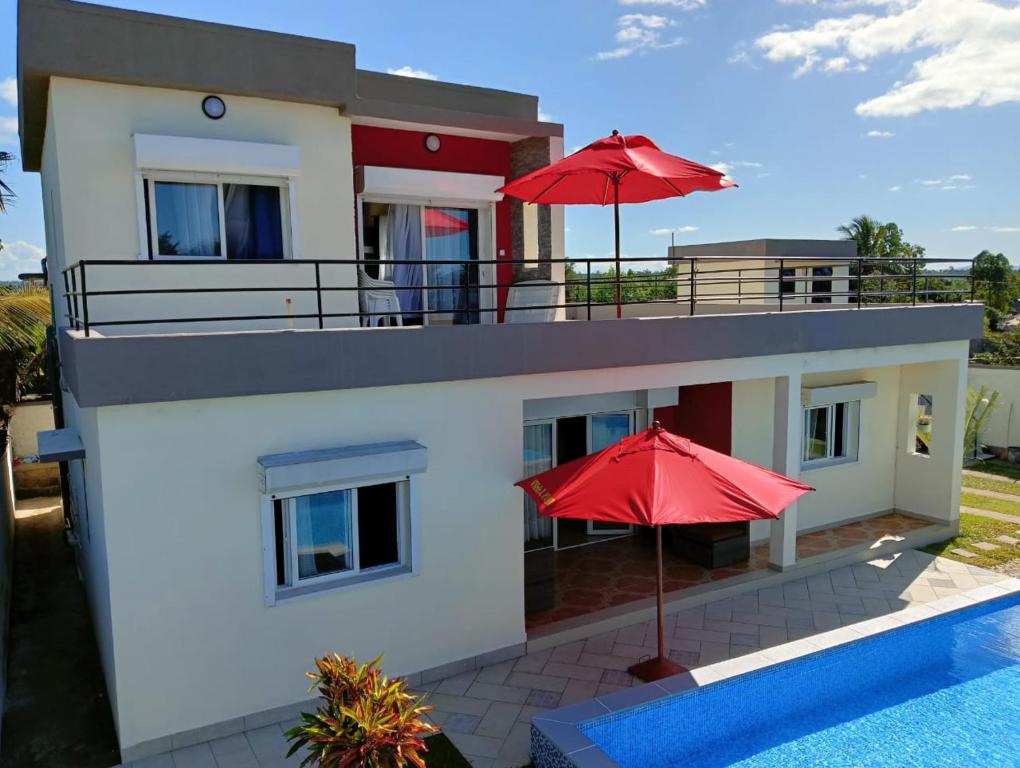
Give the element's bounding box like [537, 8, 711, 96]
[924, 512, 1020, 569]
[424, 733, 473, 768]
[960, 491, 1020, 519]
[962, 472, 1020, 497]
[966, 460, 1020, 482]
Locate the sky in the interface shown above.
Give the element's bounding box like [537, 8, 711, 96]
[1, 0, 1019, 278]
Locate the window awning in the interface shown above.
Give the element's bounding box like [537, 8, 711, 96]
[801, 381, 877, 408]
[257, 440, 427, 495]
[36, 428, 85, 462]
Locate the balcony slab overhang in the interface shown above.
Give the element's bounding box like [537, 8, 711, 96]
[59, 303, 983, 408]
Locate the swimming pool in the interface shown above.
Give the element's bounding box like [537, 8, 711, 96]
[532, 584, 1020, 767]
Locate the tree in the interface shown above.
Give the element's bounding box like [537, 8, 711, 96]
[0, 150, 14, 253]
[971, 250, 1013, 312]
[0, 286, 52, 403]
[838, 215, 926, 302]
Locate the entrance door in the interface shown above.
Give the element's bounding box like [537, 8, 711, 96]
[586, 412, 635, 535]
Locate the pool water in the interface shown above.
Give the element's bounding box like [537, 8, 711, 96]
[582, 595, 1020, 767]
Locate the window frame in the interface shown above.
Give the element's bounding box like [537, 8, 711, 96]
[356, 194, 498, 325]
[801, 400, 860, 470]
[261, 474, 416, 605]
[141, 170, 292, 261]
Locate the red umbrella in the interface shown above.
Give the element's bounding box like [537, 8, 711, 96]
[497, 131, 735, 318]
[516, 422, 812, 682]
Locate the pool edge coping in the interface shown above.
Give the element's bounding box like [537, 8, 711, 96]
[530, 574, 1020, 768]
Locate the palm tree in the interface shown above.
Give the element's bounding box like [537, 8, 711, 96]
[837, 215, 887, 259]
[0, 285, 50, 352]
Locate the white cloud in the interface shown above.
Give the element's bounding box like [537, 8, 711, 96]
[991, 226, 1020, 233]
[950, 225, 978, 232]
[649, 225, 699, 235]
[0, 116, 17, 145]
[619, 0, 706, 8]
[386, 66, 438, 80]
[0, 78, 15, 108]
[0, 241, 46, 280]
[866, 129, 895, 137]
[888, 185, 902, 191]
[916, 174, 975, 190]
[597, 13, 686, 60]
[538, 108, 554, 122]
[755, 0, 1020, 118]
[711, 159, 764, 179]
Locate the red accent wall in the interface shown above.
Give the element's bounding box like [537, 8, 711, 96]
[654, 383, 733, 455]
[350, 125, 513, 319]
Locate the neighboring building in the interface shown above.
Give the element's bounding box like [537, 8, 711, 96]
[20, 0, 981, 762]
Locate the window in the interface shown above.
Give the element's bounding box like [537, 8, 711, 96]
[913, 394, 933, 456]
[802, 401, 859, 467]
[271, 479, 410, 594]
[144, 175, 287, 260]
[780, 267, 797, 297]
[811, 266, 833, 304]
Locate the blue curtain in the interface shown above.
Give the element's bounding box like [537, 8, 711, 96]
[386, 205, 424, 318]
[224, 184, 284, 260]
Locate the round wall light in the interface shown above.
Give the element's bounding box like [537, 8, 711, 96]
[202, 95, 227, 120]
[424, 134, 441, 153]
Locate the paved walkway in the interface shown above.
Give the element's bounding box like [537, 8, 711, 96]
[121, 549, 1007, 768]
[960, 505, 1020, 525]
[1, 497, 121, 768]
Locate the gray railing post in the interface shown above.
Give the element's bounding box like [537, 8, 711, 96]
[80, 262, 90, 337]
[586, 260, 592, 321]
[69, 265, 79, 331]
[688, 258, 696, 316]
[314, 262, 324, 329]
[912, 259, 918, 305]
[856, 259, 863, 309]
[778, 259, 785, 311]
[62, 269, 72, 327]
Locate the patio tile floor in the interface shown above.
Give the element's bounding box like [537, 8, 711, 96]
[121, 547, 1007, 768]
[525, 512, 930, 629]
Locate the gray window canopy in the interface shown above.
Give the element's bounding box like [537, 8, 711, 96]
[257, 440, 427, 495]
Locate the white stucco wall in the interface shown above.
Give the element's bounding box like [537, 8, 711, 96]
[968, 365, 1020, 450]
[44, 78, 358, 334]
[8, 401, 55, 458]
[72, 338, 970, 750]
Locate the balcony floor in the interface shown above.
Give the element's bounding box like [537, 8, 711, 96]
[525, 512, 932, 631]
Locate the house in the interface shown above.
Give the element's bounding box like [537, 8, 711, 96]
[19, 0, 982, 762]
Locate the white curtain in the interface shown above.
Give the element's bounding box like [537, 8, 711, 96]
[523, 424, 554, 545]
[154, 182, 221, 256]
[384, 205, 423, 317]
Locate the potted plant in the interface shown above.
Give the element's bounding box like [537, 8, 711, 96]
[285, 654, 437, 767]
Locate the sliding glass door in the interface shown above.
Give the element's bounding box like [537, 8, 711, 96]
[359, 200, 489, 325]
[586, 413, 635, 535]
[523, 422, 554, 552]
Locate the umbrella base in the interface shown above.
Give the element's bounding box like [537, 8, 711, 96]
[628, 656, 686, 683]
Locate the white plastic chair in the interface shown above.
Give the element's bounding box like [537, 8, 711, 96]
[357, 268, 403, 327]
[505, 279, 561, 324]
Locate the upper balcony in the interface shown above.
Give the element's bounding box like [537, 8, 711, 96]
[59, 254, 977, 338]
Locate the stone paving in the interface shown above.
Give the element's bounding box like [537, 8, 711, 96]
[120, 548, 1007, 768]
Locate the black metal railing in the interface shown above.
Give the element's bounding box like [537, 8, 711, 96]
[60, 256, 977, 337]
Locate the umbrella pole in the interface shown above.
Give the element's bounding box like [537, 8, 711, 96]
[628, 524, 686, 683]
[613, 175, 622, 320]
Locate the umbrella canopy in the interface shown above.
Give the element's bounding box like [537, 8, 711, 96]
[498, 132, 735, 205]
[424, 208, 470, 238]
[497, 131, 735, 318]
[515, 422, 812, 682]
[517, 424, 812, 527]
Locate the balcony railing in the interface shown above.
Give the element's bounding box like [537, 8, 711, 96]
[60, 256, 977, 337]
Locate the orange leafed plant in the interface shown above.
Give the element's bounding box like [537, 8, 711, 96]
[285, 654, 437, 768]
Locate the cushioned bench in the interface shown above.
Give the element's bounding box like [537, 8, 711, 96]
[668, 522, 750, 569]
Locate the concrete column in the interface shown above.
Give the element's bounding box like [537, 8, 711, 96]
[770, 372, 802, 570]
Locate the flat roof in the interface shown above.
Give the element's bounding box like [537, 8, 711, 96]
[17, 0, 562, 170]
[669, 239, 859, 260]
